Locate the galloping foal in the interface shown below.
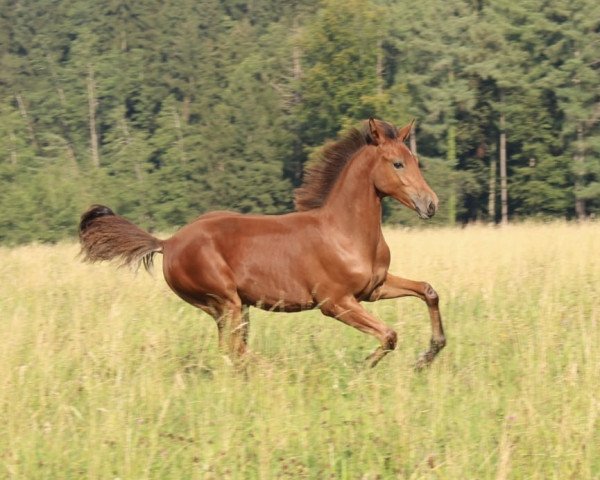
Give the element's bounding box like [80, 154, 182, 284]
[79, 119, 446, 368]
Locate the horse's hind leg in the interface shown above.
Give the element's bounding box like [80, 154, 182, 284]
[241, 306, 250, 346]
[320, 297, 397, 368]
[212, 296, 249, 363]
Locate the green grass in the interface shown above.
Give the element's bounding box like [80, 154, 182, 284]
[1, 222, 599, 479]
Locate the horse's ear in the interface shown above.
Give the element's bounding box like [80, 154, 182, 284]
[397, 119, 415, 143]
[368, 118, 383, 145]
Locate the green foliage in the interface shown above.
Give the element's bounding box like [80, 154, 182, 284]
[0, 0, 599, 244]
[298, 0, 389, 145]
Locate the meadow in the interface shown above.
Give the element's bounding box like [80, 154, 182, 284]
[1, 222, 599, 479]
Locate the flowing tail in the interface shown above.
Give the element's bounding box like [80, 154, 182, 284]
[79, 205, 163, 272]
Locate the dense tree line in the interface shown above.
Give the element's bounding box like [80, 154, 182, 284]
[0, 0, 598, 244]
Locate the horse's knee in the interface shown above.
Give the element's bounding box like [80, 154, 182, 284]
[319, 301, 347, 320]
[319, 303, 335, 318]
[219, 296, 242, 316]
[383, 328, 398, 351]
[423, 282, 439, 307]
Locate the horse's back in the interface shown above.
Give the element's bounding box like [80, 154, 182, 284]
[169, 210, 317, 245]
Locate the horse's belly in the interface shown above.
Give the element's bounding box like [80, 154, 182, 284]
[238, 285, 316, 312]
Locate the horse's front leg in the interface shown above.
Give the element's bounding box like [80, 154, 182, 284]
[320, 297, 398, 368]
[368, 273, 446, 369]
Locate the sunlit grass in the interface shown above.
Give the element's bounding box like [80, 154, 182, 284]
[1, 221, 599, 478]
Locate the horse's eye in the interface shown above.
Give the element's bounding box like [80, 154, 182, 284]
[393, 161, 404, 169]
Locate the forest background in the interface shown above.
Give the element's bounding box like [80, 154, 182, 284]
[0, 0, 599, 244]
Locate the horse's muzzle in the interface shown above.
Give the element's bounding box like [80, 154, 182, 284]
[414, 197, 437, 219]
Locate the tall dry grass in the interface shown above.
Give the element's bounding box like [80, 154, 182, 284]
[1, 222, 599, 478]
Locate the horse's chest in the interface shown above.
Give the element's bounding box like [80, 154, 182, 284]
[359, 243, 390, 297]
[322, 235, 390, 298]
[361, 262, 388, 297]
[343, 252, 388, 299]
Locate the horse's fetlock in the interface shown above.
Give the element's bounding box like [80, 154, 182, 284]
[383, 328, 398, 351]
[431, 336, 446, 352]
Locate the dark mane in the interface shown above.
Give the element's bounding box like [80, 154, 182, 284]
[294, 120, 397, 211]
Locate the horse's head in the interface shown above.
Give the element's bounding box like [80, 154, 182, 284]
[368, 119, 438, 219]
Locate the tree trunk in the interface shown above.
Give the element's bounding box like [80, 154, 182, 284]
[15, 93, 39, 152]
[290, 24, 303, 184]
[292, 23, 302, 98]
[87, 64, 100, 168]
[376, 39, 384, 95]
[447, 124, 457, 226]
[9, 130, 18, 165]
[571, 49, 586, 220]
[574, 122, 586, 220]
[173, 107, 186, 163]
[182, 95, 191, 124]
[488, 154, 497, 223]
[499, 110, 508, 226]
[46, 55, 78, 169]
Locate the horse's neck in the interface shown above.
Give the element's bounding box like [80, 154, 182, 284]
[321, 150, 383, 244]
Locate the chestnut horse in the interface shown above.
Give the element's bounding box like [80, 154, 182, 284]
[79, 119, 445, 368]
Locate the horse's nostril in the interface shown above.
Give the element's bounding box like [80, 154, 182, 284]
[427, 201, 436, 216]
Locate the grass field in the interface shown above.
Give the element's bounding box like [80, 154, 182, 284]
[1, 222, 599, 479]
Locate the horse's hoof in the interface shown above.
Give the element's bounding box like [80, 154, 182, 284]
[413, 352, 431, 371]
